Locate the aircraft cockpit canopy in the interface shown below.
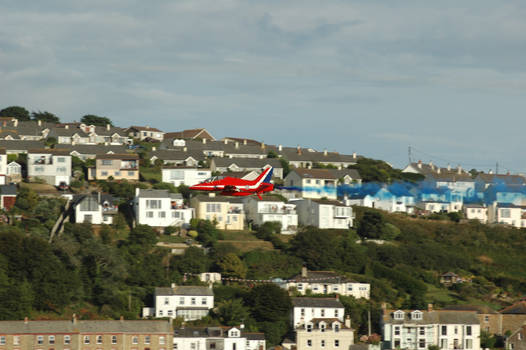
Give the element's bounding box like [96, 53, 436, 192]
[204, 176, 226, 183]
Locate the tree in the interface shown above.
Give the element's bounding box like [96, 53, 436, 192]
[216, 298, 250, 326]
[218, 253, 247, 278]
[127, 225, 158, 246]
[267, 150, 278, 158]
[357, 211, 386, 239]
[245, 284, 291, 323]
[81, 114, 113, 126]
[0, 106, 30, 120]
[31, 111, 60, 123]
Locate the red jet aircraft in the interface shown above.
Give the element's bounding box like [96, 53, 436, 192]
[189, 166, 274, 199]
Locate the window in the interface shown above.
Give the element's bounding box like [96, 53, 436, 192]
[164, 297, 169, 305]
[179, 297, 184, 305]
[210, 342, 216, 349]
[159, 310, 163, 316]
[334, 309, 339, 318]
[321, 309, 325, 317]
[484, 316, 489, 322]
[466, 326, 472, 336]
[419, 339, 426, 348]
[394, 340, 401, 348]
[347, 285, 353, 291]
[49, 335, 55, 344]
[0, 337, 5, 345]
[394, 311, 405, 320]
[37, 336, 44, 345]
[454, 327, 458, 335]
[172, 211, 180, 218]
[519, 333, 523, 341]
[112, 335, 117, 344]
[128, 171, 135, 176]
[233, 343, 237, 350]
[146, 211, 154, 218]
[301, 308, 305, 317]
[466, 339, 472, 349]
[501, 209, 511, 218]
[168, 310, 173, 316]
[307, 324, 312, 332]
[84, 336, 90, 344]
[101, 171, 108, 176]
[145, 336, 151, 344]
[146, 200, 162, 209]
[394, 327, 400, 336]
[96, 335, 102, 344]
[298, 284, 303, 290]
[174, 343, 179, 350]
[64, 335, 71, 344]
[57, 166, 67, 173]
[334, 324, 340, 332]
[160, 336, 166, 345]
[191, 297, 196, 305]
[321, 340, 325, 347]
[206, 203, 221, 213]
[14, 336, 20, 345]
[419, 327, 425, 336]
[202, 298, 207, 305]
[441, 326, 447, 336]
[307, 340, 312, 347]
[334, 340, 340, 347]
[412, 311, 423, 320]
[132, 336, 138, 344]
[158, 211, 166, 218]
[57, 157, 66, 163]
[320, 324, 326, 332]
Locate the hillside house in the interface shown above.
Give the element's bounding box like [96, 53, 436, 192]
[294, 198, 353, 229]
[190, 194, 245, 230]
[161, 166, 211, 187]
[27, 149, 71, 186]
[73, 193, 119, 224]
[244, 196, 298, 234]
[88, 154, 139, 181]
[134, 189, 193, 228]
[284, 169, 338, 200]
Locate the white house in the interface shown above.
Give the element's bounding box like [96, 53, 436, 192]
[0, 149, 7, 185]
[293, 198, 354, 229]
[199, 272, 222, 285]
[127, 126, 165, 141]
[463, 204, 488, 223]
[294, 317, 354, 350]
[143, 285, 214, 321]
[161, 166, 211, 187]
[27, 149, 71, 186]
[284, 169, 338, 200]
[134, 188, 193, 228]
[73, 193, 119, 224]
[291, 297, 345, 328]
[381, 307, 481, 350]
[488, 203, 526, 228]
[173, 326, 265, 350]
[244, 196, 298, 234]
[285, 267, 370, 299]
[416, 200, 462, 214]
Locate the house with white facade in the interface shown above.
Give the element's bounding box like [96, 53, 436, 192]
[291, 297, 345, 328]
[173, 326, 266, 350]
[463, 204, 488, 223]
[134, 188, 193, 228]
[293, 198, 354, 229]
[284, 169, 338, 200]
[143, 285, 214, 321]
[0, 148, 6, 185]
[210, 158, 284, 179]
[285, 267, 370, 299]
[488, 203, 526, 228]
[244, 196, 298, 234]
[416, 200, 462, 214]
[199, 272, 222, 285]
[190, 194, 245, 230]
[294, 316, 354, 350]
[27, 149, 71, 186]
[381, 307, 481, 350]
[127, 126, 165, 141]
[73, 193, 119, 224]
[161, 166, 211, 187]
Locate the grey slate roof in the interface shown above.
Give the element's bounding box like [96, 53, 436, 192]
[290, 270, 355, 283]
[212, 157, 282, 169]
[136, 189, 179, 199]
[155, 286, 214, 296]
[289, 169, 338, 180]
[0, 140, 46, 151]
[383, 310, 479, 324]
[192, 194, 245, 203]
[55, 144, 129, 154]
[0, 319, 172, 333]
[0, 184, 17, 196]
[292, 297, 344, 308]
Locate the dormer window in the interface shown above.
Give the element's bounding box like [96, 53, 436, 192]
[307, 323, 313, 332]
[411, 310, 423, 320]
[394, 310, 405, 320]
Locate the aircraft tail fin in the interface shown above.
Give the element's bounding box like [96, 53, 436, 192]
[252, 166, 273, 185]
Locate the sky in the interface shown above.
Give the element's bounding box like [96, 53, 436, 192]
[1, 1, 526, 172]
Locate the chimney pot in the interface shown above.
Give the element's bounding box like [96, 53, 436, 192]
[202, 138, 207, 144]
[278, 145, 283, 152]
[152, 146, 157, 151]
[345, 315, 351, 328]
[427, 303, 433, 312]
[323, 149, 328, 156]
[106, 124, 110, 131]
[38, 119, 42, 126]
[224, 139, 228, 144]
[352, 152, 357, 159]
[235, 142, 239, 149]
[183, 147, 187, 152]
[261, 142, 265, 149]
[72, 313, 77, 324]
[243, 139, 247, 145]
[120, 315, 124, 321]
[24, 317, 29, 324]
[301, 266, 308, 277]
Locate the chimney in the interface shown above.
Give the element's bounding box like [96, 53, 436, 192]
[224, 139, 228, 145]
[171, 282, 177, 288]
[104, 141, 109, 146]
[447, 164, 451, 171]
[240, 324, 245, 329]
[307, 163, 312, 169]
[427, 303, 433, 312]
[335, 294, 339, 301]
[38, 119, 42, 126]
[65, 124, 69, 129]
[120, 315, 124, 322]
[457, 165, 462, 174]
[345, 315, 351, 329]
[105, 124, 110, 131]
[489, 169, 494, 174]
[243, 139, 247, 145]
[437, 168, 441, 174]
[301, 266, 308, 277]
[235, 142, 239, 149]
[72, 314, 77, 324]
[24, 317, 29, 324]
[261, 142, 265, 149]
[209, 193, 216, 198]
[323, 149, 328, 156]
[417, 160, 422, 169]
[352, 152, 357, 159]
[183, 147, 187, 152]
[14, 119, 18, 127]
[152, 146, 157, 151]
[297, 146, 302, 155]
[429, 161, 434, 170]
[202, 138, 207, 144]
[278, 145, 283, 152]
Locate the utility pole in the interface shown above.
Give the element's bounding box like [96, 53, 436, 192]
[368, 308, 372, 336]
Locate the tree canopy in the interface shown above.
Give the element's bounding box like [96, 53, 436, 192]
[31, 111, 60, 123]
[0, 106, 30, 120]
[81, 114, 113, 126]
